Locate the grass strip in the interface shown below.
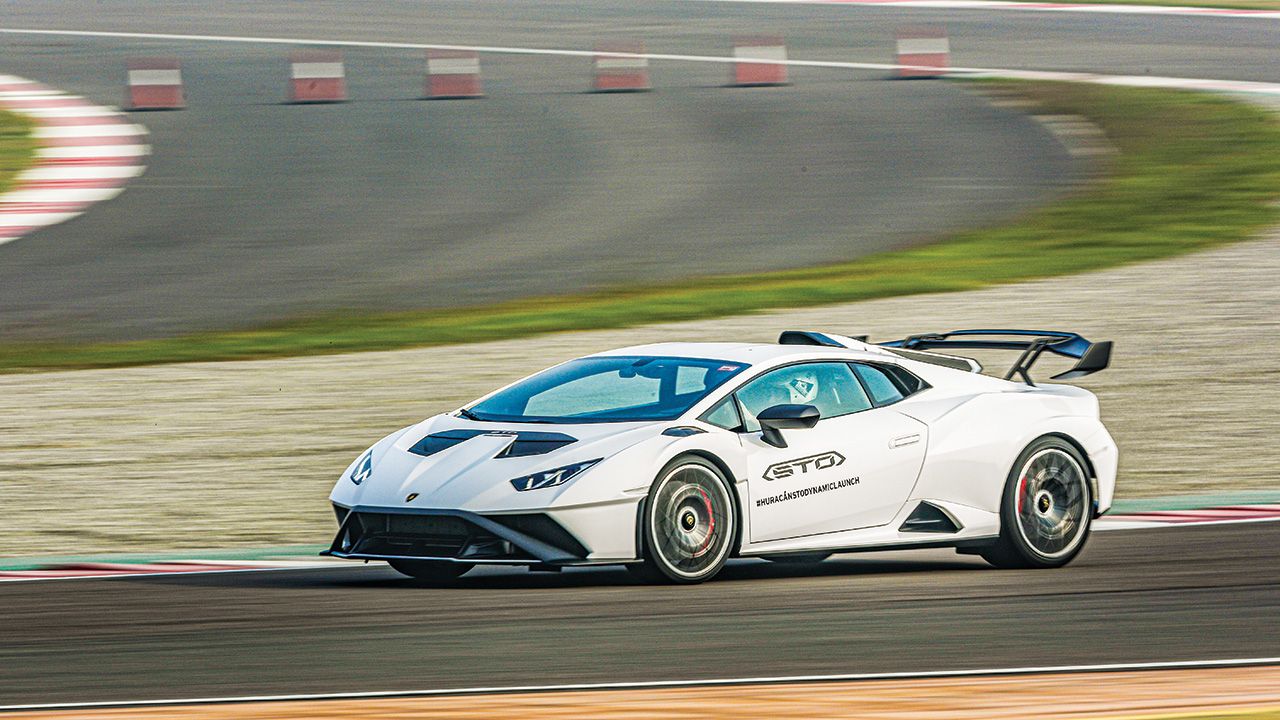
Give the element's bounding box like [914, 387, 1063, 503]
[0, 108, 36, 196]
[4, 81, 1280, 372]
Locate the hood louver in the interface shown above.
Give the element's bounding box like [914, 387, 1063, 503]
[408, 429, 577, 459]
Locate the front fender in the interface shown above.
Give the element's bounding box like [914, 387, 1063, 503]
[544, 427, 745, 561]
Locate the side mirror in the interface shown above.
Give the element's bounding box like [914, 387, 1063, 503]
[757, 404, 820, 448]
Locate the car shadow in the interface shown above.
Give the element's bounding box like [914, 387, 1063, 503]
[269, 553, 989, 591]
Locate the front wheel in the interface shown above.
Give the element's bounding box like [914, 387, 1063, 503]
[388, 558, 473, 582]
[629, 456, 736, 584]
[981, 437, 1093, 569]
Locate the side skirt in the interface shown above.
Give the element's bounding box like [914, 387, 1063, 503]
[752, 535, 998, 559]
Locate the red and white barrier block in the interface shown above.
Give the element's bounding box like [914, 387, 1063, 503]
[425, 50, 484, 99]
[125, 57, 184, 110]
[289, 50, 347, 103]
[896, 27, 950, 79]
[0, 75, 149, 247]
[731, 36, 788, 87]
[592, 41, 651, 93]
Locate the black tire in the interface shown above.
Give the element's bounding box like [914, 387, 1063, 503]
[764, 553, 832, 564]
[630, 455, 737, 584]
[387, 559, 473, 582]
[980, 436, 1094, 569]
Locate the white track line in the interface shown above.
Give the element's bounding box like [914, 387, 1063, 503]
[693, 0, 1280, 19]
[2, 27, 1279, 97]
[3, 657, 1277, 712]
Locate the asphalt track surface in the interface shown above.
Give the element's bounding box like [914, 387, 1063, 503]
[0, 522, 1276, 706]
[1, 2, 1277, 341]
[0, 0, 1186, 342]
[0, 37, 1073, 342]
[0, 3, 1277, 342]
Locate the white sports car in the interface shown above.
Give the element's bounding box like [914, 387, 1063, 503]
[327, 329, 1116, 584]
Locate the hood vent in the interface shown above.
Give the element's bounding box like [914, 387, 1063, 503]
[408, 429, 577, 459]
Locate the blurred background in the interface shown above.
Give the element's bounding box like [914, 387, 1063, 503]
[0, 0, 1277, 717]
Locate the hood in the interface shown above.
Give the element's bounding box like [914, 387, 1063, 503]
[336, 414, 661, 511]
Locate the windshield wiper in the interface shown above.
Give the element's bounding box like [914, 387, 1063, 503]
[457, 407, 483, 421]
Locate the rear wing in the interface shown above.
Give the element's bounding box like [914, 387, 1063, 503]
[779, 329, 1112, 386]
[880, 329, 1112, 386]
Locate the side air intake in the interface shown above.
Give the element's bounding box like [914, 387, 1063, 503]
[899, 502, 961, 534]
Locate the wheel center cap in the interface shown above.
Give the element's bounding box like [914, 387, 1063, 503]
[1036, 491, 1053, 514]
[681, 511, 697, 531]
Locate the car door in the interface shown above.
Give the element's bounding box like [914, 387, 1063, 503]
[737, 361, 927, 543]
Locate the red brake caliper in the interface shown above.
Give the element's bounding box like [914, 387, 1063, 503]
[698, 488, 715, 552]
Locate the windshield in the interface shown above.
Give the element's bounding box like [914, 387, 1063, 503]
[467, 356, 747, 423]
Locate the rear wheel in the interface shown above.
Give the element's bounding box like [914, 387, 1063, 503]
[630, 456, 736, 584]
[388, 559, 473, 582]
[981, 437, 1093, 569]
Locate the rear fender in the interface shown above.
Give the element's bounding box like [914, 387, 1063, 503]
[908, 393, 1112, 513]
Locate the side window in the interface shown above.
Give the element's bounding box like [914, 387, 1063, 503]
[884, 364, 926, 395]
[736, 363, 872, 432]
[699, 397, 743, 431]
[853, 364, 906, 407]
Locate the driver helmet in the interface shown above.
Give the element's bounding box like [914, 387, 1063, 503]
[784, 370, 820, 404]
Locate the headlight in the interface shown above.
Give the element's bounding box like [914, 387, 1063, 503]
[510, 459, 601, 492]
[349, 449, 373, 485]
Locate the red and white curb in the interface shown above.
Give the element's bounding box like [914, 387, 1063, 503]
[0, 559, 338, 583]
[695, 0, 1280, 19]
[0, 74, 148, 247]
[1097, 504, 1280, 530]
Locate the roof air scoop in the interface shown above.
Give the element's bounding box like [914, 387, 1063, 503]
[778, 331, 869, 348]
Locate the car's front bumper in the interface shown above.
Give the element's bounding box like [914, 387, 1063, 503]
[324, 504, 595, 565]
